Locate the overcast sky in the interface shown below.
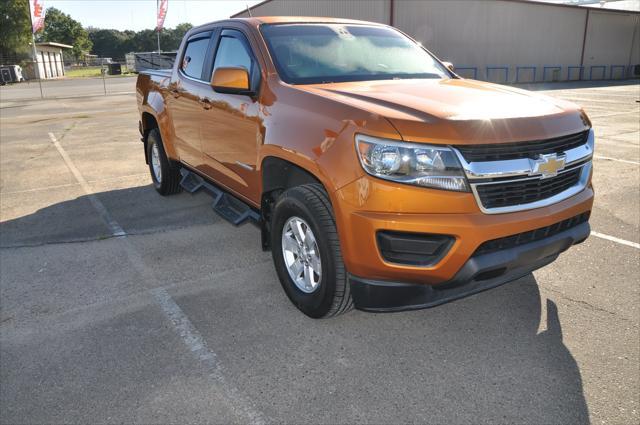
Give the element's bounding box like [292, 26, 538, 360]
[45, 0, 262, 31]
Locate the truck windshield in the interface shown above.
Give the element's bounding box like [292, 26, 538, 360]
[261, 23, 451, 85]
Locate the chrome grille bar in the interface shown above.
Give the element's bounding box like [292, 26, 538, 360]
[456, 129, 594, 214]
[453, 129, 594, 181]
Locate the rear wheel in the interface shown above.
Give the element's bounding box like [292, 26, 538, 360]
[271, 184, 353, 318]
[146, 128, 181, 195]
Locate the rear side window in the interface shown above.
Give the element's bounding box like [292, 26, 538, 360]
[213, 33, 253, 75]
[181, 36, 210, 79]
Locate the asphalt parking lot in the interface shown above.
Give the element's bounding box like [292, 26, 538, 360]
[1, 77, 638, 424]
[0, 76, 134, 100]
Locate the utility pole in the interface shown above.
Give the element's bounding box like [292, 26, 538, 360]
[27, 1, 44, 99]
[30, 34, 44, 99]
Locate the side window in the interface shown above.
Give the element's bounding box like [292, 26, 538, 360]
[181, 36, 210, 80]
[213, 34, 253, 76]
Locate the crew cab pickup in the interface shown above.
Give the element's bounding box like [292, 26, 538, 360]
[136, 16, 594, 318]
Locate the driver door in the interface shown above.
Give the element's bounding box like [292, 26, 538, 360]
[198, 28, 262, 206]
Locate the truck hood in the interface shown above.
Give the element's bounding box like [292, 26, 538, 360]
[297, 78, 589, 144]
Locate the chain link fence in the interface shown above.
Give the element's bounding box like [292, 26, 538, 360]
[0, 62, 132, 102]
[0, 52, 176, 103]
[0, 52, 175, 102]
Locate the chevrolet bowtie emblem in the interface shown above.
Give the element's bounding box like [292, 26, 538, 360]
[530, 153, 566, 178]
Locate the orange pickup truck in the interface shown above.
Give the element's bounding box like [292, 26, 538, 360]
[136, 16, 594, 318]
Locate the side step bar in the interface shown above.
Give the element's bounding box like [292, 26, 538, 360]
[179, 168, 260, 226]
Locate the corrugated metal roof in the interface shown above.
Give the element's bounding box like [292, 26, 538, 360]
[36, 42, 73, 49]
[537, 0, 640, 12]
[231, 0, 640, 18]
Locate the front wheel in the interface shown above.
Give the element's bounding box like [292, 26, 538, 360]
[271, 184, 353, 318]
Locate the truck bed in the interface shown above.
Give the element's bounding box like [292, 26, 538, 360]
[139, 69, 172, 78]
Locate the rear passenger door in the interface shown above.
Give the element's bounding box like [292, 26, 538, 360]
[167, 30, 216, 168]
[199, 28, 262, 206]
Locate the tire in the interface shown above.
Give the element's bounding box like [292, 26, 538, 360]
[271, 184, 353, 318]
[146, 128, 181, 196]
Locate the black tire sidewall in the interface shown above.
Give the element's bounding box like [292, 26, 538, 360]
[146, 129, 171, 192]
[271, 189, 338, 318]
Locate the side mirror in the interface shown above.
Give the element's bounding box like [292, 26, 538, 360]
[211, 67, 252, 95]
[442, 61, 455, 72]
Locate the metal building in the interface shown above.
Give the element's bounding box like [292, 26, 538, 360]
[22, 42, 72, 80]
[233, 0, 640, 83]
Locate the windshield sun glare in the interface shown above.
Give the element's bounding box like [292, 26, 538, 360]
[261, 23, 451, 85]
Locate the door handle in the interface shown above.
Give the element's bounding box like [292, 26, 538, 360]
[199, 98, 212, 110]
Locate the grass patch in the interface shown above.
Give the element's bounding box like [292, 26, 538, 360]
[65, 67, 103, 78]
[65, 66, 133, 78]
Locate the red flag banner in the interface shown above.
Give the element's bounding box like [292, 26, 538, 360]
[30, 0, 45, 33]
[156, 0, 169, 31]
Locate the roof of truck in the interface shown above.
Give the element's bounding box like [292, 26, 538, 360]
[185, 16, 387, 36]
[234, 16, 386, 26]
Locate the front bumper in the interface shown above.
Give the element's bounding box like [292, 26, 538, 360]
[350, 220, 590, 312]
[333, 175, 594, 284]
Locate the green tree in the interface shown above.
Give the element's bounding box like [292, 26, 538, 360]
[164, 23, 192, 50]
[88, 23, 192, 60]
[37, 7, 92, 61]
[131, 29, 157, 53]
[0, 0, 32, 63]
[87, 28, 128, 59]
[2, 1, 193, 65]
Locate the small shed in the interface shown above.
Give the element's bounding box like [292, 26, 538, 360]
[29, 42, 73, 79]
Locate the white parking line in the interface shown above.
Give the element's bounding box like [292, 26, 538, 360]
[1, 182, 79, 195]
[1, 173, 149, 195]
[594, 155, 640, 165]
[45, 136, 267, 422]
[590, 111, 640, 119]
[48, 132, 126, 237]
[123, 236, 268, 424]
[591, 231, 640, 249]
[152, 288, 266, 425]
[49, 129, 265, 422]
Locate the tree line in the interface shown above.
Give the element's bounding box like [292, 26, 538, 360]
[0, 0, 191, 65]
[88, 23, 193, 60]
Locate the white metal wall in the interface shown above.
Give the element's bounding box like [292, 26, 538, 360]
[37, 52, 46, 79]
[35, 47, 65, 79]
[631, 15, 640, 65]
[235, 0, 640, 82]
[582, 10, 638, 79]
[393, 0, 587, 82]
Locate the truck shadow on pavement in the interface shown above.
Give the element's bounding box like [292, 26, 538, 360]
[170, 242, 592, 422]
[0, 185, 589, 423]
[0, 185, 216, 248]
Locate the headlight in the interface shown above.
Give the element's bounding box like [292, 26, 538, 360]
[355, 134, 469, 192]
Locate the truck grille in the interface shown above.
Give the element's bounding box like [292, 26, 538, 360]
[475, 167, 582, 209]
[456, 131, 589, 162]
[472, 211, 590, 257]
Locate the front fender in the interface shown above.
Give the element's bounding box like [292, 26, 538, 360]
[138, 76, 178, 160]
[257, 81, 401, 195]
